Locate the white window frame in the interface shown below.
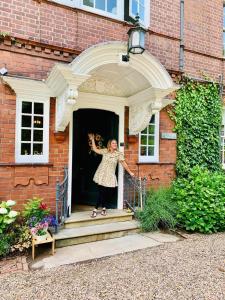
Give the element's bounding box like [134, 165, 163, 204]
[221, 108, 225, 169]
[129, 0, 150, 28]
[52, 0, 124, 21]
[138, 112, 160, 163]
[15, 98, 50, 163]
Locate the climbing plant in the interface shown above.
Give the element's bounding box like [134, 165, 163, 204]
[171, 78, 222, 177]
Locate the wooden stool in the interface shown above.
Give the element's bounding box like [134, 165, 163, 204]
[32, 231, 55, 260]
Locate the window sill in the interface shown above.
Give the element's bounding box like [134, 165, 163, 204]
[0, 163, 53, 167]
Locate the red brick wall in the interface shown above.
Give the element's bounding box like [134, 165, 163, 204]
[124, 108, 176, 189]
[0, 83, 68, 211]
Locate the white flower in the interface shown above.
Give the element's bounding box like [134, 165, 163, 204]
[6, 200, 16, 206]
[8, 210, 18, 218]
[0, 208, 7, 214]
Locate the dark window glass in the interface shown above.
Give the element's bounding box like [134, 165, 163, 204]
[34, 103, 44, 115]
[21, 129, 31, 141]
[148, 146, 154, 156]
[21, 143, 31, 155]
[140, 146, 147, 156]
[83, 0, 94, 7]
[33, 144, 43, 155]
[22, 102, 32, 114]
[33, 116, 43, 128]
[22, 115, 32, 128]
[33, 130, 43, 142]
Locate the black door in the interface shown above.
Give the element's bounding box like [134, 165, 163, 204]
[72, 109, 119, 209]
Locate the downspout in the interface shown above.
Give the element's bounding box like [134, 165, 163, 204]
[179, 0, 185, 72]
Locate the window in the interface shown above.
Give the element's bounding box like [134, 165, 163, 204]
[83, 0, 118, 16]
[221, 109, 225, 168]
[52, 0, 150, 27]
[16, 100, 49, 163]
[139, 113, 159, 163]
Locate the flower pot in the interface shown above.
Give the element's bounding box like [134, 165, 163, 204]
[34, 234, 48, 242]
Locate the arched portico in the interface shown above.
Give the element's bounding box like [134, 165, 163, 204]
[46, 41, 178, 134]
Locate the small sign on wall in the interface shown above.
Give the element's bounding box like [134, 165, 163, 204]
[161, 132, 177, 140]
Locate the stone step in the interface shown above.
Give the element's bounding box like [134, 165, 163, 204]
[54, 220, 140, 248]
[64, 209, 134, 229]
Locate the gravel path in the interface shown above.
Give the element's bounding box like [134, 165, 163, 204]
[1, 233, 225, 300]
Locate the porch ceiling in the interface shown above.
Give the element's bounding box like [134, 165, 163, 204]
[78, 64, 150, 97]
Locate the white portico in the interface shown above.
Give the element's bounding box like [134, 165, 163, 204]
[3, 41, 178, 211]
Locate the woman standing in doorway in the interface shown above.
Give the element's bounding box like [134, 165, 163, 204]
[88, 134, 135, 218]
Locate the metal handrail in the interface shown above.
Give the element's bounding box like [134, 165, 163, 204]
[124, 172, 147, 214]
[55, 166, 68, 233]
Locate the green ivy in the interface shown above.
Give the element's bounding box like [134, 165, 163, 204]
[172, 79, 222, 177]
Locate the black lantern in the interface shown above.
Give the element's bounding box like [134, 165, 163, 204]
[122, 14, 147, 62]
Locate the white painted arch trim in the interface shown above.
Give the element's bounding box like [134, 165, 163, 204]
[70, 41, 176, 90]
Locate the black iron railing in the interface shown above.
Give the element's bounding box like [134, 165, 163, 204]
[55, 166, 69, 233]
[124, 172, 147, 214]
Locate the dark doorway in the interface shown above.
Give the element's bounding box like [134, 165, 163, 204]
[72, 109, 119, 210]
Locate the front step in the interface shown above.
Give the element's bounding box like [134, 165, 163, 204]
[64, 209, 134, 229]
[54, 220, 140, 248]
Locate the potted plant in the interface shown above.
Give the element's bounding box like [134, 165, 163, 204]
[30, 221, 49, 242]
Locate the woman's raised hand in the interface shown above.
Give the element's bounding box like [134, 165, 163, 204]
[88, 133, 95, 140]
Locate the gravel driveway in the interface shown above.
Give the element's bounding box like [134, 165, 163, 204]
[1, 233, 225, 300]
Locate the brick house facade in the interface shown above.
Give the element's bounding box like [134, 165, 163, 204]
[0, 0, 224, 212]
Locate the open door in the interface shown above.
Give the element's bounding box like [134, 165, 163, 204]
[72, 109, 119, 210]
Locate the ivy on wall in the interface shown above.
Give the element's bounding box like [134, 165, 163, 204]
[171, 78, 222, 177]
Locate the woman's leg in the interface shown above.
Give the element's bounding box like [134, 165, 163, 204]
[95, 185, 104, 209]
[102, 187, 115, 210]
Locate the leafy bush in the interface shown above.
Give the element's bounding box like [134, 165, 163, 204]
[23, 197, 50, 225]
[0, 235, 12, 257]
[137, 188, 178, 231]
[0, 200, 18, 234]
[173, 166, 225, 233]
[171, 79, 222, 177]
[10, 224, 32, 253]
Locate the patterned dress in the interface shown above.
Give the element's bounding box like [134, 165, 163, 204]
[93, 149, 125, 187]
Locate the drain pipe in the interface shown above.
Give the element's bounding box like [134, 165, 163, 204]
[179, 0, 185, 72]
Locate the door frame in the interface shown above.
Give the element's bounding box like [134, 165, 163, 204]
[67, 92, 127, 214]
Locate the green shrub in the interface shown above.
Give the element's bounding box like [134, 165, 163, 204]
[0, 235, 12, 257]
[173, 166, 225, 233]
[0, 200, 19, 234]
[137, 188, 178, 231]
[23, 197, 50, 224]
[171, 79, 222, 177]
[10, 224, 32, 253]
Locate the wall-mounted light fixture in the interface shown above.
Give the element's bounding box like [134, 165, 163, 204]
[122, 14, 147, 62]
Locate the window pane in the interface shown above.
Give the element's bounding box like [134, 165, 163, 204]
[33, 116, 43, 128]
[150, 114, 155, 124]
[22, 115, 32, 128]
[96, 0, 105, 10]
[107, 0, 117, 14]
[21, 143, 31, 155]
[148, 146, 154, 156]
[140, 146, 147, 156]
[22, 102, 32, 114]
[223, 6, 225, 28]
[141, 135, 147, 145]
[21, 129, 31, 141]
[33, 144, 43, 155]
[148, 125, 155, 134]
[148, 136, 155, 146]
[139, 4, 144, 21]
[33, 130, 43, 142]
[141, 127, 147, 134]
[132, 0, 138, 15]
[83, 0, 94, 7]
[34, 103, 44, 115]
